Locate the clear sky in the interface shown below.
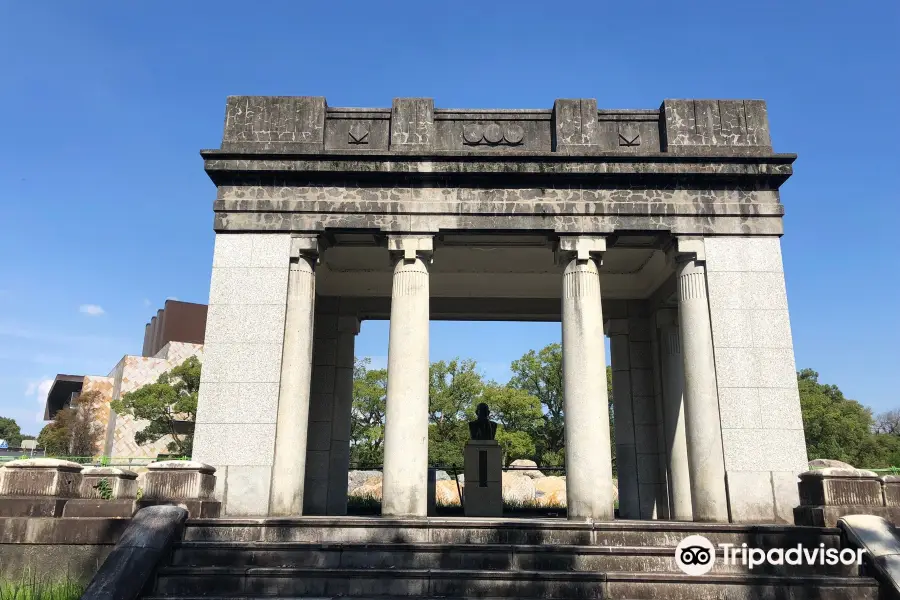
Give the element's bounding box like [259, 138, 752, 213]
[1, 1, 897, 436]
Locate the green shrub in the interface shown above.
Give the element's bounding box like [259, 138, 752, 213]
[92, 478, 113, 501]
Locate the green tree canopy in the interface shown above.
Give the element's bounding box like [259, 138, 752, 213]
[797, 368, 900, 467]
[110, 356, 200, 456]
[350, 358, 387, 467]
[428, 359, 484, 467]
[0, 417, 23, 448]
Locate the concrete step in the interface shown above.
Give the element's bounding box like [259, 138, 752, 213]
[171, 541, 857, 576]
[152, 567, 879, 599]
[183, 517, 841, 549]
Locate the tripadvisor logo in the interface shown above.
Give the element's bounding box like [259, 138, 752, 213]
[675, 535, 716, 575]
[674, 534, 865, 576]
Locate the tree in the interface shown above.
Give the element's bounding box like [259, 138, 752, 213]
[428, 359, 484, 467]
[481, 384, 542, 465]
[350, 358, 387, 467]
[36, 391, 103, 457]
[509, 343, 564, 466]
[798, 369, 881, 466]
[110, 356, 200, 456]
[0, 417, 23, 448]
[875, 410, 900, 435]
[508, 344, 615, 468]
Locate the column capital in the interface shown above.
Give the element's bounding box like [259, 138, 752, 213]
[387, 234, 434, 262]
[604, 318, 629, 336]
[666, 237, 706, 268]
[290, 234, 324, 261]
[556, 235, 607, 265]
[655, 308, 678, 329]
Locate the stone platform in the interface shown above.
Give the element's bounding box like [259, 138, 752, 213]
[140, 516, 878, 599]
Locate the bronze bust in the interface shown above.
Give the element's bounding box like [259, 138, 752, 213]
[468, 402, 498, 441]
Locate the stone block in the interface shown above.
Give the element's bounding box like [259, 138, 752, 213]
[62, 499, 136, 518]
[211, 234, 254, 268]
[798, 468, 883, 506]
[464, 441, 502, 517]
[250, 234, 292, 267]
[718, 387, 760, 429]
[142, 461, 216, 501]
[199, 342, 283, 383]
[753, 347, 798, 388]
[80, 467, 138, 499]
[224, 465, 271, 517]
[195, 382, 279, 424]
[192, 423, 276, 466]
[713, 347, 756, 388]
[553, 99, 598, 150]
[758, 388, 804, 430]
[0, 497, 69, 517]
[881, 475, 900, 507]
[0, 459, 83, 497]
[709, 308, 753, 348]
[204, 304, 286, 344]
[222, 96, 326, 151]
[661, 99, 771, 150]
[722, 428, 808, 472]
[726, 471, 775, 523]
[771, 470, 801, 524]
[208, 267, 289, 306]
[704, 236, 784, 274]
[390, 98, 434, 149]
[750, 309, 794, 349]
[706, 271, 789, 311]
[795, 505, 900, 528]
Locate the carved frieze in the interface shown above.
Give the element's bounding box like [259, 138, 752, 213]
[463, 122, 525, 146]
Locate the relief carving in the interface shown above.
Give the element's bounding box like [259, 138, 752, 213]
[463, 122, 525, 146]
[618, 127, 641, 147]
[348, 123, 369, 145]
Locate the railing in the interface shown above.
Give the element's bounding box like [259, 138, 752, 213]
[0, 455, 190, 466]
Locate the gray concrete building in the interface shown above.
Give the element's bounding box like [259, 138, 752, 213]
[192, 96, 807, 523]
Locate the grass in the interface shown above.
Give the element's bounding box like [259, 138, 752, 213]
[0, 574, 84, 600]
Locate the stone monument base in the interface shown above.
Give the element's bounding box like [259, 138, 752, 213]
[463, 440, 502, 517]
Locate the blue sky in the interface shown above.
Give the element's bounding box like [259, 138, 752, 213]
[1, 1, 897, 436]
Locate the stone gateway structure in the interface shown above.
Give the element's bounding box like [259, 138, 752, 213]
[192, 96, 806, 523]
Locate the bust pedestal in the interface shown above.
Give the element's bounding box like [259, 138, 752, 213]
[463, 440, 502, 517]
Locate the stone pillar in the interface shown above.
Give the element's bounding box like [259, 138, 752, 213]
[656, 309, 693, 521]
[559, 236, 615, 521]
[327, 316, 359, 515]
[673, 244, 729, 522]
[382, 235, 433, 518]
[606, 319, 639, 519]
[269, 237, 318, 516]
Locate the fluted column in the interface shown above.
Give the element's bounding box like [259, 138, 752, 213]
[269, 236, 318, 516]
[382, 235, 433, 518]
[559, 236, 615, 521]
[656, 309, 693, 521]
[674, 247, 729, 522]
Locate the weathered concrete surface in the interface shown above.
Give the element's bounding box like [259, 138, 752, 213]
[0, 517, 129, 582]
[81, 506, 188, 600]
[0, 458, 83, 497]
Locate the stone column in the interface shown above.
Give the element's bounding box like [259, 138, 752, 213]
[327, 316, 359, 515]
[559, 236, 615, 521]
[269, 237, 318, 516]
[673, 243, 729, 522]
[606, 318, 639, 519]
[382, 236, 433, 518]
[656, 309, 693, 521]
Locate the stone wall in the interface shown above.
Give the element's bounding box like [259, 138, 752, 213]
[104, 342, 204, 459]
[193, 233, 292, 516]
[704, 236, 807, 523]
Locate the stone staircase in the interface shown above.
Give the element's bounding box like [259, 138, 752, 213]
[142, 517, 879, 599]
